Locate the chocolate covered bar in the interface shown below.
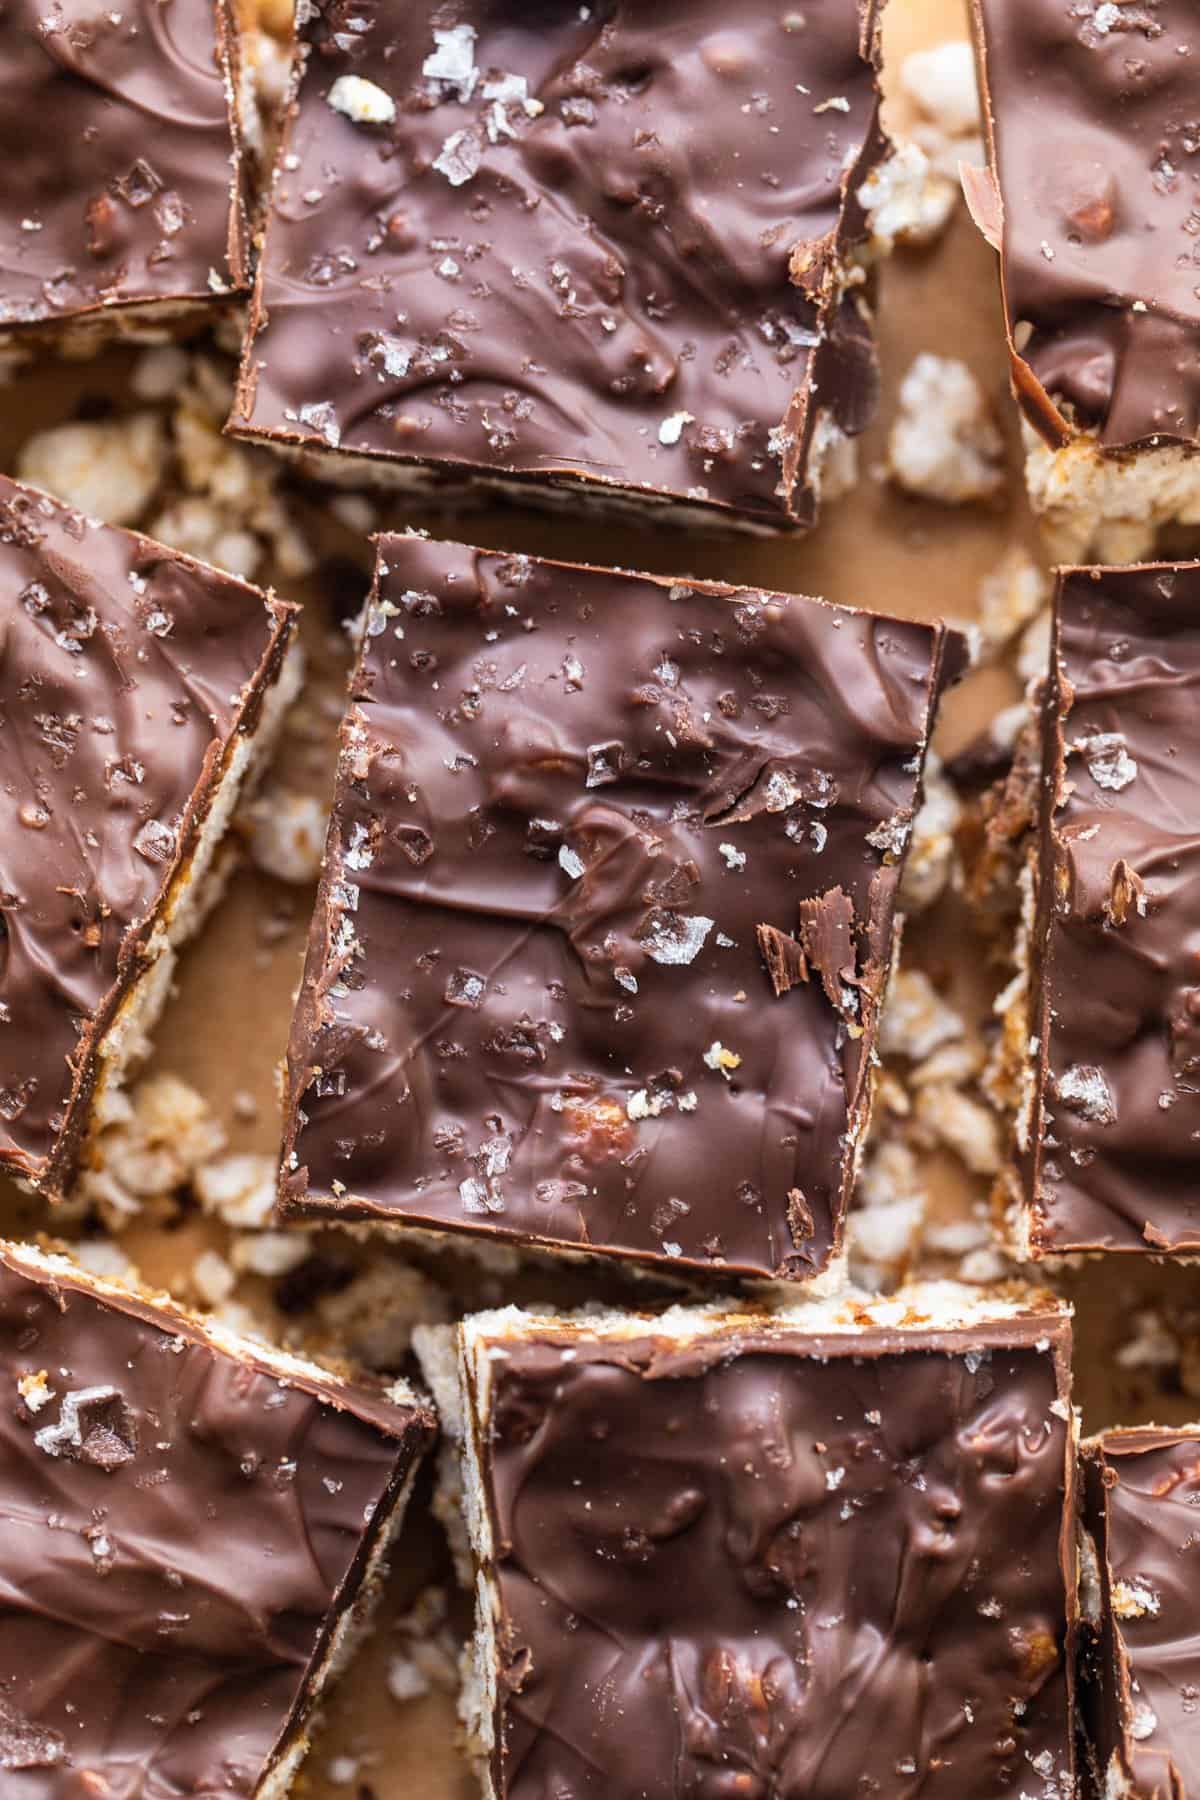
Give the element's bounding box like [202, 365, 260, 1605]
[1011, 562, 1200, 1257]
[0, 1238, 435, 1795]
[970, 0, 1200, 563]
[1081, 1427, 1200, 1799]
[282, 536, 962, 1284]
[231, 2, 894, 531]
[0, 474, 301, 1199]
[0, 0, 252, 346]
[419, 1284, 1077, 1800]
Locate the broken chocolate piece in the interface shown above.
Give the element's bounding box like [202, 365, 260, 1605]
[0, 474, 300, 1198]
[0, 1239, 435, 1796]
[426, 1284, 1077, 1799]
[0, 0, 251, 344]
[232, 2, 893, 530]
[1018, 561, 1200, 1255]
[1081, 1427, 1200, 1799]
[282, 536, 963, 1283]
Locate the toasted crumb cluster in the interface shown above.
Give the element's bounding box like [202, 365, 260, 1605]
[888, 353, 1007, 503]
[1023, 427, 1200, 565]
[860, 39, 984, 252]
[18, 347, 321, 583]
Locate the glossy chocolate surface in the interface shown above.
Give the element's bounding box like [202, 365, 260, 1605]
[974, 0, 1200, 451]
[478, 1314, 1075, 1798]
[283, 536, 959, 1281]
[233, 0, 888, 527]
[1083, 1428, 1200, 1799]
[0, 0, 248, 333]
[1025, 563, 1200, 1253]
[0, 1243, 434, 1796]
[0, 474, 296, 1194]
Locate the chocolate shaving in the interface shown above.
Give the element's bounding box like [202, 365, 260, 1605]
[1105, 860, 1145, 929]
[797, 887, 857, 1012]
[787, 1187, 815, 1244]
[756, 924, 809, 997]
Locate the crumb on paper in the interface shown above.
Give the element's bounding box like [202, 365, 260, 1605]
[194, 1152, 278, 1230]
[862, 41, 982, 251]
[190, 1248, 236, 1308]
[899, 41, 981, 140]
[246, 786, 329, 885]
[849, 1138, 928, 1288]
[977, 546, 1049, 655]
[79, 1074, 226, 1230]
[17, 413, 166, 526]
[230, 1230, 311, 1278]
[913, 1084, 1003, 1175]
[858, 140, 958, 251]
[879, 967, 966, 1063]
[887, 353, 1006, 505]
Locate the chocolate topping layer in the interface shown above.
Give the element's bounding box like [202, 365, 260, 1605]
[233, 0, 889, 528]
[1024, 563, 1200, 1253]
[973, 0, 1200, 452]
[474, 1313, 1075, 1798]
[0, 1242, 435, 1797]
[283, 537, 961, 1281]
[0, 474, 297, 1195]
[1082, 1428, 1200, 1799]
[0, 0, 249, 335]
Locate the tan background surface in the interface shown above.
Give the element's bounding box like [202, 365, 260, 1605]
[1, 1, 1192, 1793]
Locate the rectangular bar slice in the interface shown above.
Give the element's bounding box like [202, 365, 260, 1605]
[970, 0, 1200, 564]
[0, 0, 251, 346]
[231, 2, 893, 531]
[0, 1238, 435, 1796]
[282, 535, 962, 1284]
[0, 473, 301, 1199]
[419, 1284, 1077, 1800]
[1012, 562, 1200, 1257]
[1080, 1427, 1200, 1800]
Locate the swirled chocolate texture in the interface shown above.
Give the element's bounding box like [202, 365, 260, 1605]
[0, 0, 249, 336]
[0, 1242, 435, 1796]
[1081, 1429, 1200, 1799]
[474, 1312, 1075, 1798]
[232, 0, 888, 529]
[973, 0, 1200, 451]
[1023, 563, 1200, 1253]
[0, 474, 297, 1196]
[282, 536, 962, 1281]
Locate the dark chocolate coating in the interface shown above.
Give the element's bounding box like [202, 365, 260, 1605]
[477, 1313, 1076, 1799]
[1082, 1428, 1200, 1799]
[0, 0, 248, 334]
[1025, 562, 1200, 1253]
[0, 1243, 434, 1796]
[283, 536, 961, 1281]
[974, 0, 1200, 451]
[232, 0, 888, 528]
[0, 474, 297, 1196]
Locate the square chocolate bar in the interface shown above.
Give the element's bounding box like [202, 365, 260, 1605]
[1081, 1427, 1200, 1799]
[0, 1239, 435, 1795]
[1014, 562, 1200, 1256]
[232, 2, 894, 530]
[0, 0, 251, 344]
[282, 535, 962, 1282]
[420, 1285, 1076, 1800]
[971, 0, 1200, 563]
[0, 473, 300, 1198]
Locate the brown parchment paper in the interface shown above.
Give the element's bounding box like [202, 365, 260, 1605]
[1, 1, 1188, 1793]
